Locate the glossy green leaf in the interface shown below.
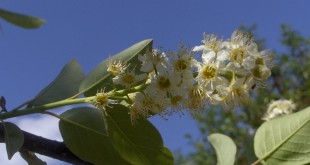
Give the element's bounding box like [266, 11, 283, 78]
[105, 104, 174, 165]
[0, 8, 45, 29]
[3, 122, 24, 159]
[59, 107, 129, 164]
[29, 59, 84, 106]
[79, 39, 152, 96]
[254, 106, 310, 165]
[208, 133, 236, 165]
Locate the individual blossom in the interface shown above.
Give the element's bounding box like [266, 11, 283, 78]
[195, 52, 229, 91]
[147, 68, 182, 97]
[193, 33, 224, 55]
[169, 45, 198, 88]
[249, 49, 273, 81]
[112, 68, 147, 88]
[262, 99, 296, 121]
[107, 59, 128, 77]
[211, 77, 250, 110]
[185, 85, 209, 114]
[93, 89, 117, 116]
[230, 29, 253, 47]
[129, 105, 145, 125]
[224, 30, 256, 69]
[132, 92, 169, 119]
[127, 92, 147, 124]
[138, 49, 168, 73]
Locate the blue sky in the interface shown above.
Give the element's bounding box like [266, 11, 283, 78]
[1, 1, 310, 164]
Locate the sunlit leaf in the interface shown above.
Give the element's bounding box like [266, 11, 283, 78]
[79, 39, 152, 96]
[59, 107, 129, 164]
[0, 8, 45, 29]
[3, 122, 24, 159]
[208, 133, 236, 165]
[29, 59, 84, 106]
[254, 106, 310, 165]
[105, 104, 174, 165]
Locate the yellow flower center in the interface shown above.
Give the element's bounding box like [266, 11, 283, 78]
[230, 47, 247, 64]
[201, 65, 217, 79]
[207, 40, 221, 52]
[157, 76, 171, 90]
[96, 93, 109, 106]
[174, 59, 187, 71]
[255, 57, 265, 65]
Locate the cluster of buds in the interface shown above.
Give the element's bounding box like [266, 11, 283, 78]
[95, 30, 273, 123]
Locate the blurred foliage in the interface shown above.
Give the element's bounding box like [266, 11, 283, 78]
[175, 24, 310, 165]
[0, 8, 45, 29]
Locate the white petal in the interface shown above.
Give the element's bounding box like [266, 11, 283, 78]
[193, 45, 205, 51]
[202, 52, 216, 63]
[217, 50, 229, 61]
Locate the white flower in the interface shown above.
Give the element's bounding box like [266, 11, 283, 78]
[224, 30, 256, 69]
[112, 68, 147, 88]
[251, 64, 271, 81]
[138, 49, 168, 73]
[147, 68, 182, 96]
[262, 99, 296, 121]
[208, 77, 251, 110]
[133, 92, 169, 117]
[195, 52, 228, 91]
[107, 60, 128, 77]
[169, 45, 198, 89]
[226, 43, 251, 68]
[194, 33, 224, 54]
[210, 85, 231, 108]
[93, 89, 117, 115]
[185, 85, 209, 114]
[247, 48, 273, 81]
[230, 30, 253, 46]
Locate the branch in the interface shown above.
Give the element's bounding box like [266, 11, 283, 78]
[0, 123, 92, 165]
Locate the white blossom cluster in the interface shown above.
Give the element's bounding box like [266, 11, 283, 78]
[262, 99, 296, 121]
[102, 30, 273, 123]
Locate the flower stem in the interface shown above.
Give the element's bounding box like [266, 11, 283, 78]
[0, 97, 95, 120]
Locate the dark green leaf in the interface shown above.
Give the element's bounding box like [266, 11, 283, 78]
[254, 106, 310, 165]
[0, 8, 45, 29]
[105, 104, 174, 165]
[208, 133, 236, 165]
[29, 59, 84, 106]
[3, 122, 24, 159]
[79, 39, 152, 96]
[59, 107, 129, 164]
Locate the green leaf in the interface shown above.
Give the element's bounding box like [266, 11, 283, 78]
[105, 104, 174, 165]
[59, 107, 129, 164]
[79, 39, 152, 96]
[2, 122, 24, 159]
[0, 8, 45, 29]
[208, 133, 237, 165]
[29, 59, 84, 106]
[254, 106, 310, 165]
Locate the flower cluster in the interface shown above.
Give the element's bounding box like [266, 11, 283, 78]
[95, 30, 273, 123]
[262, 99, 296, 121]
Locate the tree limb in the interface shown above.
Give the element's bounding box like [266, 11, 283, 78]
[0, 123, 92, 165]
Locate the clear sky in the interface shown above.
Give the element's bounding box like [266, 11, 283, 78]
[1, 1, 310, 164]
